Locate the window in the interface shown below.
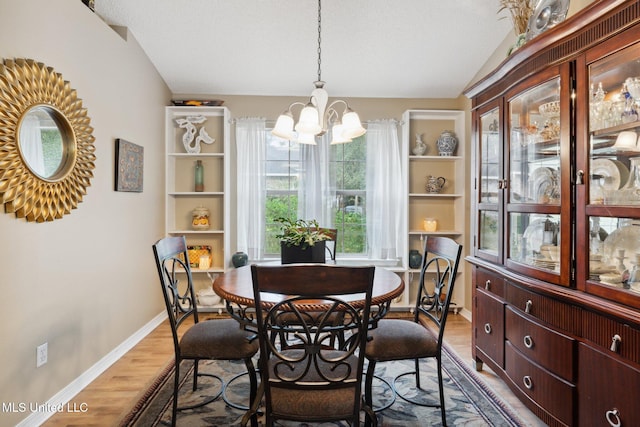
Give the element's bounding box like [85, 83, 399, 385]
[264, 132, 367, 257]
[236, 118, 403, 264]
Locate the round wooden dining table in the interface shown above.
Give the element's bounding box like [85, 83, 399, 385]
[212, 264, 404, 325]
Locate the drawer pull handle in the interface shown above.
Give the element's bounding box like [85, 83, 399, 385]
[605, 408, 621, 427]
[610, 334, 622, 352]
[485, 279, 491, 290]
[523, 335, 534, 349]
[523, 375, 533, 390]
[484, 323, 492, 334]
[524, 299, 533, 314]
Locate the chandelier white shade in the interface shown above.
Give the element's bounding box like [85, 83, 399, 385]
[271, 0, 366, 145]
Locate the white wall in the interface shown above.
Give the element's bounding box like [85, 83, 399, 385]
[0, 1, 170, 425]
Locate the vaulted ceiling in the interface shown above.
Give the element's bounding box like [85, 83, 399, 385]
[95, 0, 513, 99]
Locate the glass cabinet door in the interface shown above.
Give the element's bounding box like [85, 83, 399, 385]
[506, 74, 567, 283]
[476, 106, 501, 261]
[584, 41, 640, 304]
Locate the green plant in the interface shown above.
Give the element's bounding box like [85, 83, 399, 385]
[275, 217, 331, 248]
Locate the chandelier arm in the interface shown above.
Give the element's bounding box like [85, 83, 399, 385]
[285, 101, 308, 114]
[326, 99, 349, 115]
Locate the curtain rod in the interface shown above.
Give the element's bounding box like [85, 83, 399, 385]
[229, 118, 403, 125]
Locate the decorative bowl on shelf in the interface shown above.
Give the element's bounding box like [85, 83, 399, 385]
[625, 77, 640, 100]
[172, 99, 224, 107]
[539, 101, 560, 118]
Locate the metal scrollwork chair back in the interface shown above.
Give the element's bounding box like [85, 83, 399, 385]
[248, 264, 377, 427]
[364, 236, 462, 427]
[152, 236, 259, 427]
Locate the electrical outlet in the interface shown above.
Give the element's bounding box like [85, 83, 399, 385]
[36, 342, 48, 367]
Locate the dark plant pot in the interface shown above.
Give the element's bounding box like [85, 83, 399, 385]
[280, 240, 326, 264]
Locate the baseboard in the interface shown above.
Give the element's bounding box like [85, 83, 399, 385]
[17, 311, 167, 427]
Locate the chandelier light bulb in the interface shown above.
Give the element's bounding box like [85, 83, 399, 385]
[330, 122, 352, 144]
[294, 103, 322, 135]
[341, 109, 366, 139]
[272, 111, 295, 140]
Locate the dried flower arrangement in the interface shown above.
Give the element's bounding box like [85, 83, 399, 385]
[498, 0, 536, 36]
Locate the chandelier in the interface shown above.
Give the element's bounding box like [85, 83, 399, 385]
[271, 0, 366, 145]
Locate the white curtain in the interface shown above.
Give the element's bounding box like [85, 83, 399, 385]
[236, 117, 266, 260]
[297, 133, 335, 227]
[19, 114, 46, 176]
[366, 120, 404, 260]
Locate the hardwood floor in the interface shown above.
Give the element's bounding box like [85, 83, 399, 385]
[41, 313, 545, 427]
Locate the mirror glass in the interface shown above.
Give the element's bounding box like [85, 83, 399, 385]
[18, 106, 74, 180]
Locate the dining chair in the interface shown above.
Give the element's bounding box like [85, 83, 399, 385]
[364, 236, 463, 427]
[319, 227, 338, 262]
[152, 236, 259, 427]
[247, 264, 377, 426]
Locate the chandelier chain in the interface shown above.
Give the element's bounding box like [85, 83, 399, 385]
[317, 0, 322, 82]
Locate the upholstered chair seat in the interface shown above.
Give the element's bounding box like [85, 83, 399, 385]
[366, 319, 438, 361]
[180, 318, 258, 360]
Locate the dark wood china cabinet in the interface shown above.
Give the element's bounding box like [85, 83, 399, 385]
[465, 1, 640, 426]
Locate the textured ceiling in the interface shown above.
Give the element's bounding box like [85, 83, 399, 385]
[95, 0, 513, 99]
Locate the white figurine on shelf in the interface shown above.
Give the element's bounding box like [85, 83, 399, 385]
[412, 133, 427, 155]
[175, 115, 215, 153]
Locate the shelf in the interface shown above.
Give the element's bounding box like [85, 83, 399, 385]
[169, 191, 224, 196]
[409, 155, 462, 160]
[165, 106, 231, 271]
[409, 193, 463, 198]
[409, 230, 463, 236]
[402, 108, 466, 313]
[168, 152, 225, 157]
[169, 229, 225, 234]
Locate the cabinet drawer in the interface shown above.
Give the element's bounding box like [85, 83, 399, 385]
[475, 268, 505, 298]
[579, 343, 640, 427]
[582, 309, 640, 366]
[475, 289, 505, 369]
[506, 306, 575, 381]
[505, 342, 575, 426]
[505, 281, 581, 335]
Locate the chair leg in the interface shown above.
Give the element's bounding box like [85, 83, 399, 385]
[362, 396, 378, 427]
[437, 356, 446, 427]
[414, 357, 421, 389]
[192, 359, 199, 391]
[364, 360, 376, 411]
[245, 358, 259, 427]
[171, 359, 180, 427]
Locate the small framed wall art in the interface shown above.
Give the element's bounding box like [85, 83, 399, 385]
[115, 139, 144, 192]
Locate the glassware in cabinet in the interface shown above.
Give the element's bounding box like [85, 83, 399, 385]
[508, 78, 561, 206]
[588, 42, 640, 208]
[475, 104, 501, 262]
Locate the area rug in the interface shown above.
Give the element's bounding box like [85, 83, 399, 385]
[119, 344, 525, 426]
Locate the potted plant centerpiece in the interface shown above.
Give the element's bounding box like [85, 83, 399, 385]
[275, 218, 331, 264]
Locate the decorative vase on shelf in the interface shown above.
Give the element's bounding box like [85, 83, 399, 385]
[412, 133, 427, 156]
[194, 160, 204, 192]
[231, 251, 249, 268]
[191, 206, 210, 230]
[425, 176, 446, 194]
[409, 249, 422, 269]
[436, 130, 458, 156]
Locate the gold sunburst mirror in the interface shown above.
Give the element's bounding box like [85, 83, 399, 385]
[0, 58, 96, 222]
